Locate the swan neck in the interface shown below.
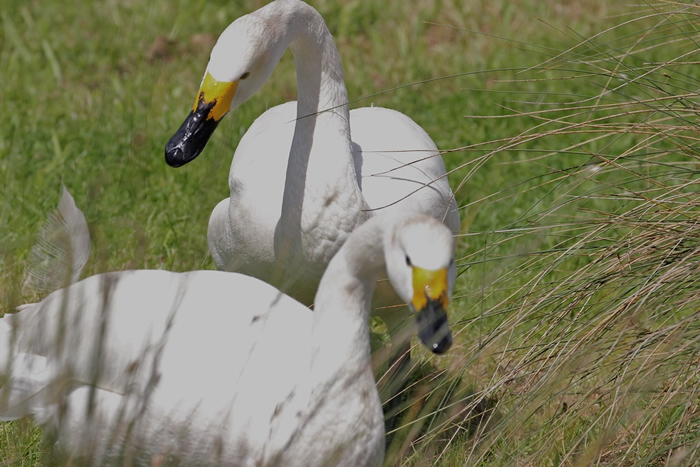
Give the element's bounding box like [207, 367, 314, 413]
[286, 4, 349, 119]
[310, 219, 386, 385]
[273, 0, 367, 291]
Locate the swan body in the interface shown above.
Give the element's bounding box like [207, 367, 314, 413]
[207, 102, 458, 304]
[0, 213, 455, 465]
[166, 0, 460, 309]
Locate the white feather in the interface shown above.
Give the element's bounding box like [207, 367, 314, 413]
[24, 186, 90, 292]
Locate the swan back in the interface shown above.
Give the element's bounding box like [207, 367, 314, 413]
[351, 107, 461, 233]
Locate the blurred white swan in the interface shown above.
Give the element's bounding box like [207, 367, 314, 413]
[165, 0, 460, 328]
[0, 213, 454, 465]
[24, 186, 90, 292]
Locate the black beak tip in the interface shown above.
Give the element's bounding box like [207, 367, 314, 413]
[164, 107, 220, 168]
[427, 333, 452, 354]
[416, 300, 452, 355]
[165, 144, 185, 168]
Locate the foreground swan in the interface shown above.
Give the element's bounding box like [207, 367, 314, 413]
[165, 0, 460, 315]
[0, 213, 454, 465]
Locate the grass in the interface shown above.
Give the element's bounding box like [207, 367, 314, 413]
[411, 1, 700, 464]
[2, 0, 700, 464]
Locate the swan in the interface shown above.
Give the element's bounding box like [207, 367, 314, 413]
[164, 0, 460, 327]
[0, 213, 455, 465]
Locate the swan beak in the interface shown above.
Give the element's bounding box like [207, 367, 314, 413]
[412, 267, 452, 354]
[165, 72, 239, 167]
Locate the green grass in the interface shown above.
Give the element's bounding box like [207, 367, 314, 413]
[3, 0, 700, 464]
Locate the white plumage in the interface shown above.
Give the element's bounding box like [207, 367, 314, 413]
[166, 0, 460, 320]
[0, 213, 455, 465]
[24, 185, 90, 292]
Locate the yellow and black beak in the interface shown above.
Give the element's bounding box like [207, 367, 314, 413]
[165, 72, 239, 167]
[411, 267, 452, 354]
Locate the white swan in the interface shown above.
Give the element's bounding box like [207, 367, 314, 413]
[164, 0, 460, 322]
[0, 213, 454, 465]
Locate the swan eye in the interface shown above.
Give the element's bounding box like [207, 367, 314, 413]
[240, 72, 251, 80]
[405, 255, 412, 267]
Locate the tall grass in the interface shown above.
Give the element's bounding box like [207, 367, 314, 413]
[392, 1, 700, 465]
[3, 0, 700, 465]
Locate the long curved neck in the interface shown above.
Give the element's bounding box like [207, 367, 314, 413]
[289, 5, 350, 122]
[310, 217, 386, 387]
[279, 2, 355, 226]
[291, 216, 387, 467]
[272, 0, 370, 294]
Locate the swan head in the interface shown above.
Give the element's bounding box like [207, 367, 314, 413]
[165, 8, 289, 167]
[384, 216, 455, 354]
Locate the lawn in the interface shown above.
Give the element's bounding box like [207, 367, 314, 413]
[2, 0, 700, 465]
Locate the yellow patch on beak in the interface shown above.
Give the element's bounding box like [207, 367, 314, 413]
[411, 267, 449, 311]
[193, 72, 239, 121]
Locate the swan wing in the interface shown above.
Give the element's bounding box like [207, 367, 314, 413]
[24, 186, 91, 292]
